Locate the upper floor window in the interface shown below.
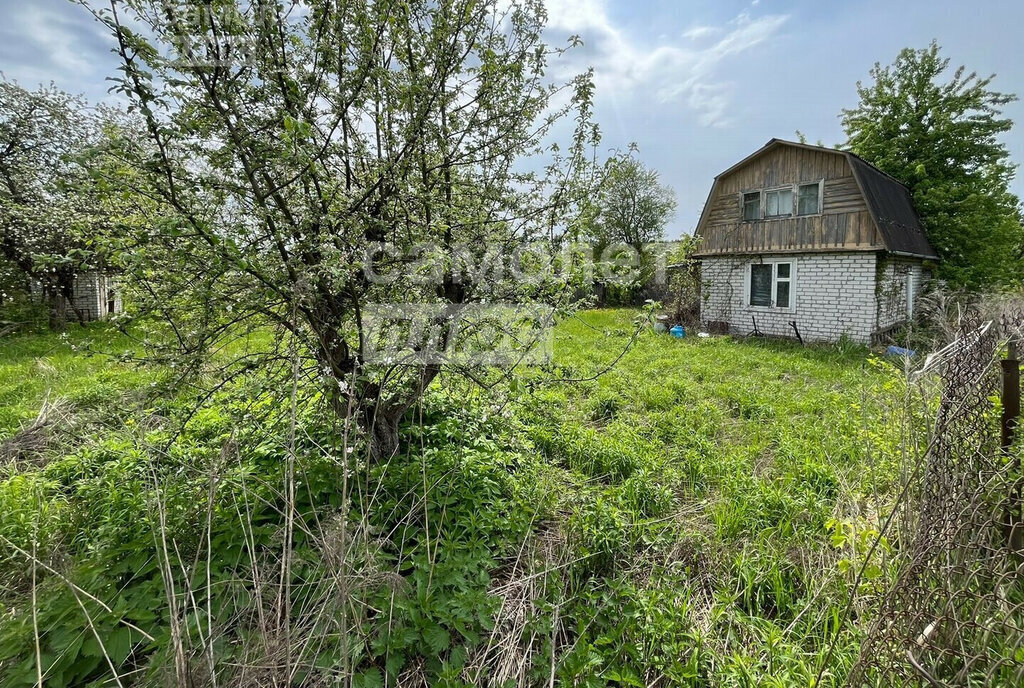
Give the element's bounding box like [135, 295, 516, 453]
[740, 180, 824, 221]
[742, 192, 760, 221]
[765, 188, 793, 218]
[797, 182, 821, 216]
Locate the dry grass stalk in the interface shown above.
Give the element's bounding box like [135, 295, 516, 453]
[0, 394, 75, 467]
[463, 526, 567, 688]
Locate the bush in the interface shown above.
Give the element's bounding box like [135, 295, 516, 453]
[0, 296, 48, 333]
[566, 497, 631, 582]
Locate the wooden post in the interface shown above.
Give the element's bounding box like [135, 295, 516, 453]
[1003, 340, 1021, 550]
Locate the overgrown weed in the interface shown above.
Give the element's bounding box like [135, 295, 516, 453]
[0, 310, 914, 686]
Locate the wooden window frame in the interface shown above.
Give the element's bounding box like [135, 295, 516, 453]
[763, 186, 794, 219]
[739, 179, 825, 222]
[744, 259, 796, 312]
[797, 180, 824, 216]
[741, 191, 761, 222]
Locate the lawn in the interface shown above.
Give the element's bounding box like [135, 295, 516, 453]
[507, 310, 904, 685]
[0, 310, 908, 687]
[0, 325, 158, 440]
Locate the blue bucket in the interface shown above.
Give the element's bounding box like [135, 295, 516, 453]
[885, 345, 916, 357]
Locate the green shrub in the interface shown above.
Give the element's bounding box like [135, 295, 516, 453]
[589, 394, 621, 421]
[619, 470, 674, 520]
[731, 546, 807, 621]
[566, 497, 631, 582]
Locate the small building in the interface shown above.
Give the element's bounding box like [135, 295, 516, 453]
[30, 272, 122, 323]
[693, 139, 937, 344]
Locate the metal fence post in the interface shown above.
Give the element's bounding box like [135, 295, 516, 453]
[1003, 339, 1021, 550]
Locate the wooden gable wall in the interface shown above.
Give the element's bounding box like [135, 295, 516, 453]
[695, 144, 885, 256]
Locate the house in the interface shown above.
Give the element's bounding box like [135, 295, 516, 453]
[693, 139, 937, 344]
[30, 272, 122, 322]
[70, 272, 122, 321]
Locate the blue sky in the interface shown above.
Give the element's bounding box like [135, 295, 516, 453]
[2, 0, 1023, 237]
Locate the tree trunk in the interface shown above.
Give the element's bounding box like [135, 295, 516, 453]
[367, 409, 402, 463]
[354, 366, 442, 463]
[321, 349, 441, 463]
[324, 382, 403, 463]
[47, 292, 67, 332]
[68, 299, 87, 325]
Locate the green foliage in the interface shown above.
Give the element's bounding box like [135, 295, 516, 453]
[586, 152, 677, 252]
[581, 153, 678, 306]
[0, 294, 50, 331]
[0, 341, 544, 686]
[619, 469, 674, 520]
[660, 235, 702, 322]
[842, 41, 1024, 289]
[85, 0, 603, 458]
[0, 311, 913, 686]
[0, 79, 140, 328]
[0, 324, 157, 439]
[566, 496, 631, 582]
[513, 310, 904, 685]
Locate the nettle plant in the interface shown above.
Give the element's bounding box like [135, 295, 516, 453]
[84, 0, 604, 458]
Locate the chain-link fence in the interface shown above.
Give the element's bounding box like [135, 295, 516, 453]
[849, 311, 1023, 686]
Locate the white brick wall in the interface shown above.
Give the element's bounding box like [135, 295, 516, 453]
[700, 252, 880, 343]
[30, 272, 122, 322]
[71, 273, 103, 321]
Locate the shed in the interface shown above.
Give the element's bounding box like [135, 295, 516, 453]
[693, 139, 937, 343]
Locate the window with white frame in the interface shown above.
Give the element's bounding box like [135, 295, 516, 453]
[748, 261, 793, 309]
[775, 262, 792, 308]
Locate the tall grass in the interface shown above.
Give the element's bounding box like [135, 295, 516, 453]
[0, 309, 913, 686]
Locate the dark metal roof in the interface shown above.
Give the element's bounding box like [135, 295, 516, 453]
[845, 153, 939, 260]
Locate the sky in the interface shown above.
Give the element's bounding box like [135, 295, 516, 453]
[2, 0, 1023, 238]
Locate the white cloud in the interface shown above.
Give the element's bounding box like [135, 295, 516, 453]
[682, 25, 720, 41]
[14, 4, 107, 78]
[544, 0, 789, 127]
[0, 0, 117, 104]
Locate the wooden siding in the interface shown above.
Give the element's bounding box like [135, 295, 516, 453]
[823, 177, 867, 214]
[695, 144, 882, 256]
[698, 211, 882, 254]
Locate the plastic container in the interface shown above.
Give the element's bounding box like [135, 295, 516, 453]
[670, 325, 685, 339]
[885, 345, 916, 357]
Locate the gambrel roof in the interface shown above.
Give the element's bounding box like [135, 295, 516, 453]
[844, 153, 937, 259]
[695, 139, 938, 260]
